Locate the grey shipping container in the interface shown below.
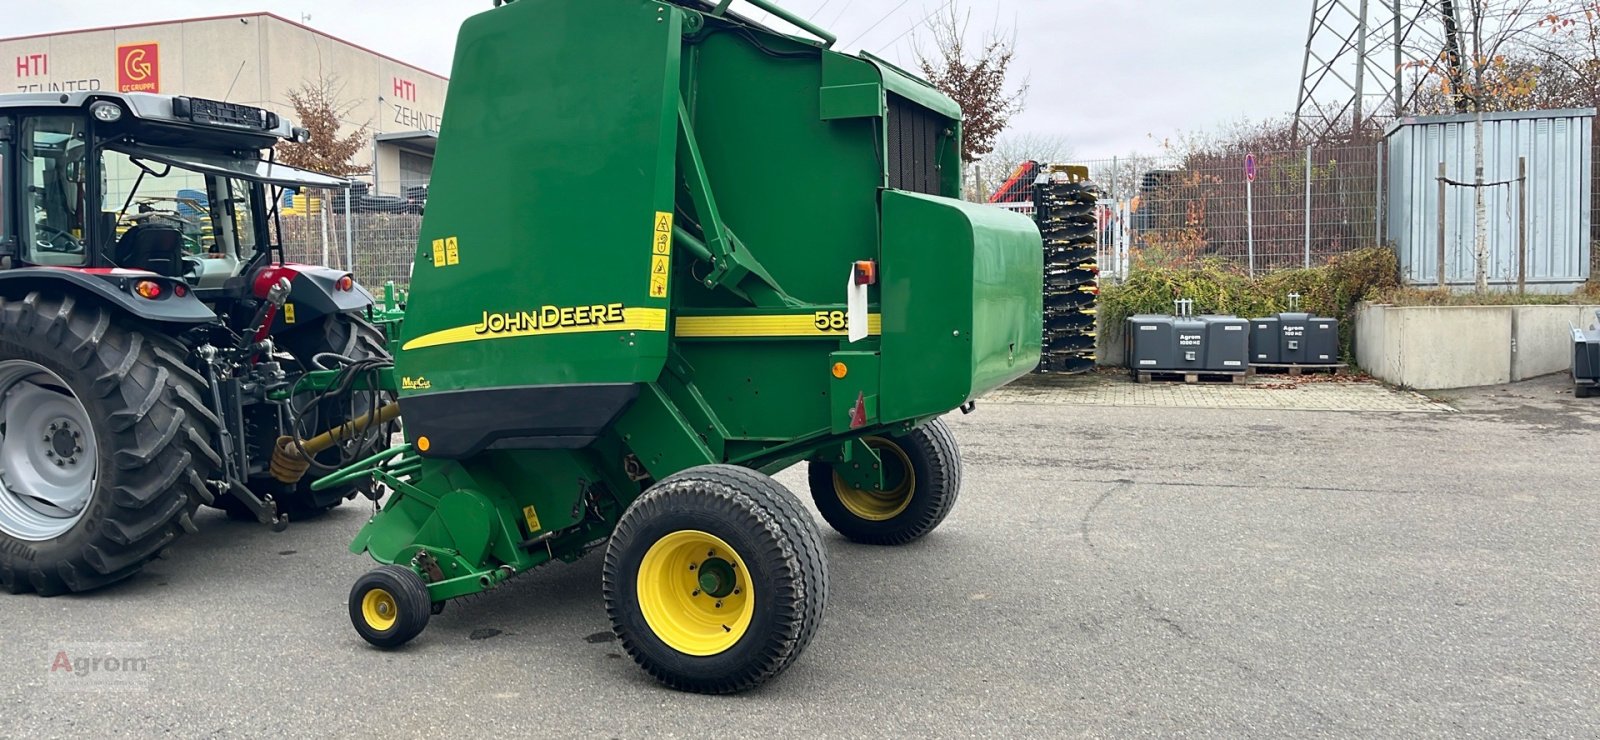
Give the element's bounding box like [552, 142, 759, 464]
[1384, 108, 1595, 292]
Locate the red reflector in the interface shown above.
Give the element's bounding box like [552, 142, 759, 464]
[853, 260, 877, 286]
[337, 275, 354, 292]
[133, 280, 162, 299]
[174, 283, 189, 298]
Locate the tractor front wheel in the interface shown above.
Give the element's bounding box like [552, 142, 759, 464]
[349, 564, 432, 648]
[807, 417, 962, 546]
[604, 464, 829, 694]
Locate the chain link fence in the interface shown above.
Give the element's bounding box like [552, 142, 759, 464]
[273, 138, 1484, 292]
[275, 181, 425, 289]
[987, 140, 1387, 281]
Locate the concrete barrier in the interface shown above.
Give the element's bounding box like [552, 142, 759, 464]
[1354, 302, 1600, 389]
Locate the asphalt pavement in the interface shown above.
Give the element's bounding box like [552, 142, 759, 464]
[2, 375, 1596, 738]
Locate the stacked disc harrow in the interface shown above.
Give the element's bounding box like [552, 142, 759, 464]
[1034, 173, 1101, 374]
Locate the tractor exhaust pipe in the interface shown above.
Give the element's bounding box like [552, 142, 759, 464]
[271, 402, 402, 484]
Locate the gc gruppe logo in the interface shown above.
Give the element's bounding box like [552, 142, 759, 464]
[116, 42, 159, 93]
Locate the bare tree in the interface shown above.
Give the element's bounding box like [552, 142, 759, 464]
[914, 3, 1028, 166]
[1403, 0, 1548, 291]
[276, 73, 371, 177]
[969, 132, 1075, 201]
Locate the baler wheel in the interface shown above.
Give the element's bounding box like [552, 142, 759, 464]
[807, 417, 962, 546]
[604, 465, 829, 694]
[349, 564, 432, 648]
[1577, 384, 1595, 399]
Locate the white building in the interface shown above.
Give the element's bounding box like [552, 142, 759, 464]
[0, 12, 448, 193]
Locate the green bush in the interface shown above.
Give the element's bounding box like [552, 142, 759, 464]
[1098, 247, 1400, 362]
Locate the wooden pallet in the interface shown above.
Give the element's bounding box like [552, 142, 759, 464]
[1133, 369, 1247, 385]
[1247, 363, 1347, 377]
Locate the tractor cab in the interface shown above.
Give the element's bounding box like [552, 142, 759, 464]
[0, 92, 346, 296]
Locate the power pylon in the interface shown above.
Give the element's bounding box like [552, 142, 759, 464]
[1292, 0, 1440, 141]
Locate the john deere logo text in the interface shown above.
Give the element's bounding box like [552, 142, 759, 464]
[475, 303, 628, 336]
[116, 43, 159, 93]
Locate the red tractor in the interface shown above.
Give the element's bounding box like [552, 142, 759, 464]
[0, 92, 393, 594]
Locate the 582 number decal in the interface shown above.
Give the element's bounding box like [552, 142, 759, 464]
[812, 311, 848, 332]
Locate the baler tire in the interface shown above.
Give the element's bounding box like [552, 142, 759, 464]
[1576, 384, 1595, 399]
[808, 417, 962, 546]
[349, 564, 431, 648]
[0, 291, 220, 595]
[604, 464, 829, 694]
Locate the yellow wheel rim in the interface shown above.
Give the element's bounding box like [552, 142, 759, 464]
[361, 588, 399, 632]
[832, 436, 916, 522]
[636, 530, 754, 656]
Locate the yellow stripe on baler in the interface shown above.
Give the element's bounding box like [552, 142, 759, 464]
[401, 307, 669, 351]
[673, 314, 881, 338]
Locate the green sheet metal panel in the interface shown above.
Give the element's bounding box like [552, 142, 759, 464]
[396, 0, 682, 393]
[879, 190, 1043, 420]
[679, 32, 884, 305]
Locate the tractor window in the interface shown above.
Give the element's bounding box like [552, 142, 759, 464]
[18, 117, 89, 267]
[100, 148, 264, 287]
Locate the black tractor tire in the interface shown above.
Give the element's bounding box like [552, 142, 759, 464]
[0, 291, 220, 595]
[604, 464, 829, 694]
[349, 564, 432, 648]
[218, 312, 393, 522]
[1576, 384, 1595, 399]
[807, 417, 962, 546]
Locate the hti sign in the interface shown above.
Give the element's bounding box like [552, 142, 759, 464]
[15, 53, 47, 77]
[392, 77, 417, 102]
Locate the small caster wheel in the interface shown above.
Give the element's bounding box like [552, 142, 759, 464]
[350, 564, 431, 648]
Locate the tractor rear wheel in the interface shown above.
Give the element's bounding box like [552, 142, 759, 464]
[604, 464, 829, 694]
[807, 417, 962, 546]
[0, 292, 219, 595]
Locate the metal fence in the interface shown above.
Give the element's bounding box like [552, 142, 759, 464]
[994, 142, 1386, 280]
[288, 149, 1386, 290]
[275, 181, 424, 288]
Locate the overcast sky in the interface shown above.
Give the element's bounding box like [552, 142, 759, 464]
[3, 0, 1310, 158]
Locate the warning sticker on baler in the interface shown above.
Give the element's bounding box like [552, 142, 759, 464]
[649, 211, 673, 298]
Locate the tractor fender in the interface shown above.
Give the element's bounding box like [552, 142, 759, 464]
[0, 267, 215, 323]
[254, 264, 374, 330]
